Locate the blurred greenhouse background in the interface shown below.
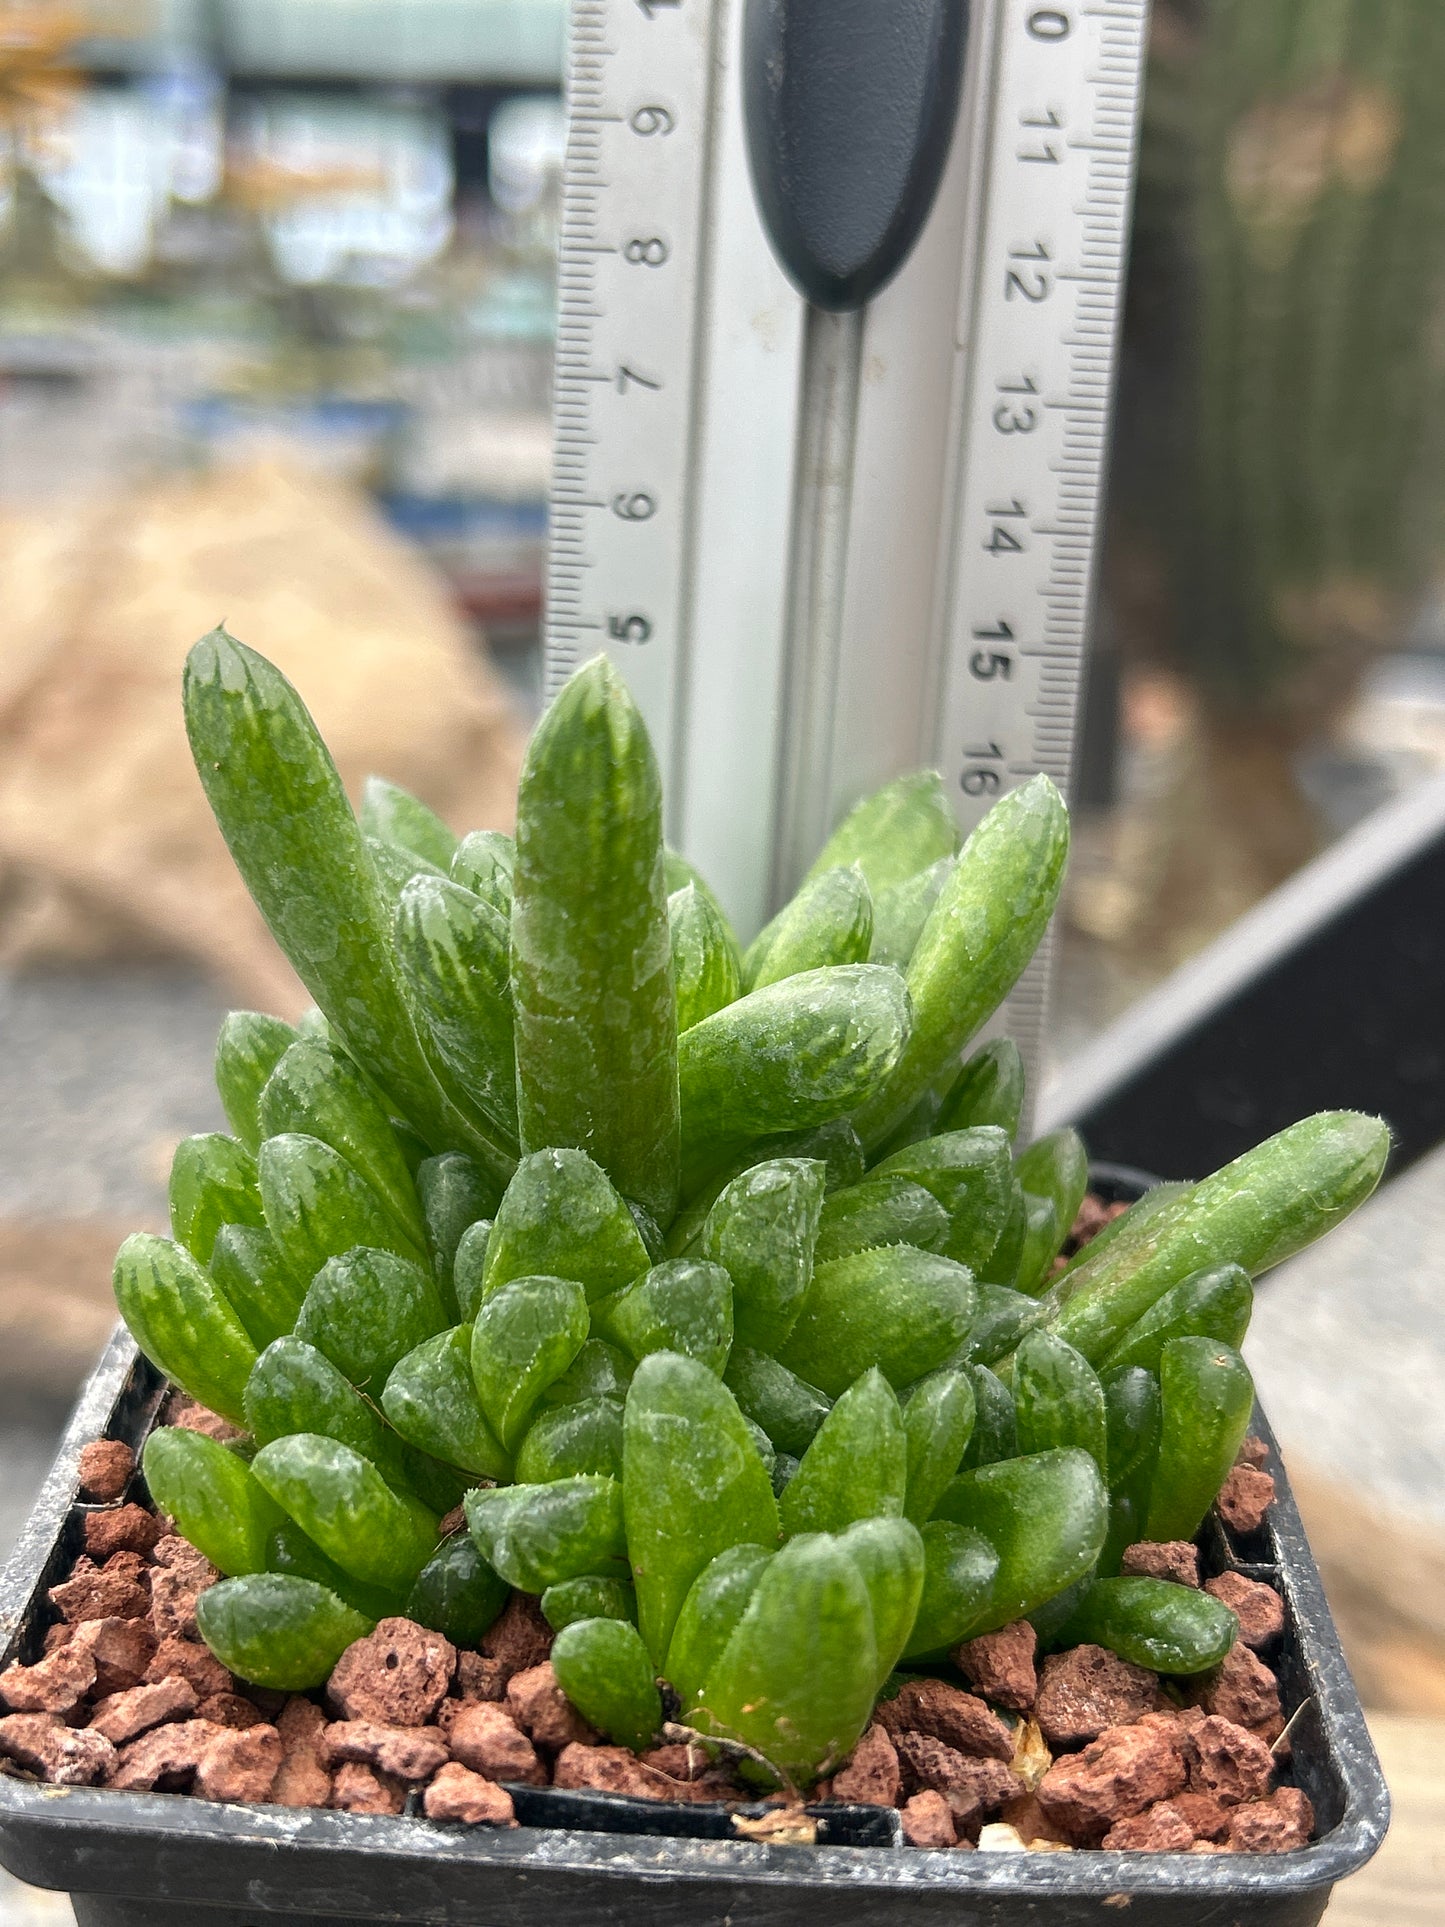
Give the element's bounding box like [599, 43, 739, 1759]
[0, 0, 1440, 1916]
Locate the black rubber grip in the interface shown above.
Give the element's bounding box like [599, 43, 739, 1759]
[743, 0, 970, 311]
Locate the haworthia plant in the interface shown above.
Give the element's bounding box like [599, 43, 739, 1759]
[110, 637, 1390, 1785]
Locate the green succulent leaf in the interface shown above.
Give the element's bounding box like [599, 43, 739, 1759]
[450, 828, 515, 917]
[900, 1368, 977, 1525]
[295, 1246, 449, 1390]
[396, 876, 518, 1150]
[902, 1519, 1001, 1658]
[669, 884, 742, 1034]
[852, 775, 1069, 1149]
[465, 1476, 628, 1593]
[214, 1011, 298, 1155]
[623, 1352, 781, 1666]
[777, 1244, 977, 1397]
[960, 1363, 1018, 1468]
[416, 1152, 500, 1317]
[196, 1574, 373, 1691]
[814, 1176, 950, 1265]
[871, 1127, 1014, 1270]
[1102, 1264, 1254, 1375]
[723, 1348, 832, 1460]
[552, 1616, 663, 1751]
[250, 1432, 440, 1592]
[142, 1427, 284, 1577]
[1046, 1114, 1389, 1364]
[514, 1396, 625, 1483]
[595, 1259, 734, 1376]
[511, 656, 681, 1222]
[482, 1148, 650, 1306]
[258, 1037, 427, 1252]
[697, 1532, 879, 1786]
[743, 865, 874, 992]
[836, 1515, 926, 1680]
[207, 1223, 307, 1351]
[665, 1543, 774, 1714]
[169, 1135, 265, 1266]
[542, 1573, 638, 1632]
[1059, 1576, 1240, 1675]
[405, 1533, 510, 1647]
[779, 1368, 906, 1538]
[265, 1520, 403, 1622]
[359, 775, 458, 871]
[258, 1132, 427, 1289]
[1146, 1338, 1256, 1542]
[679, 965, 912, 1180]
[1013, 1330, 1109, 1480]
[868, 857, 952, 971]
[699, 1158, 825, 1352]
[934, 1448, 1108, 1632]
[1015, 1130, 1089, 1250]
[245, 1336, 417, 1495]
[471, 1274, 591, 1451]
[807, 771, 958, 895]
[935, 1039, 1025, 1141]
[182, 628, 511, 1182]
[381, 1326, 510, 1481]
[113, 1233, 257, 1427]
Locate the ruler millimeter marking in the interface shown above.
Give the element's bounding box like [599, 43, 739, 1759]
[544, 0, 1149, 1088]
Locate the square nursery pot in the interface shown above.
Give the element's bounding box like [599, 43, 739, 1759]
[0, 1180, 1389, 1927]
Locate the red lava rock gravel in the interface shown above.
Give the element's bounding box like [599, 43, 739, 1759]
[875, 1678, 1014, 1761]
[893, 1733, 1021, 1828]
[1205, 1572, 1286, 1650]
[1169, 1789, 1232, 1841]
[900, 1789, 957, 1848]
[194, 1724, 283, 1803]
[1036, 1721, 1188, 1841]
[145, 1636, 231, 1697]
[89, 1678, 199, 1745]
[424, 1762, 516, 1826]
[9, 1399, 1313, 1858]
[454, 1650, 509, 1702]
[1035, 1645, 1158, 1748]
[830, 1722, 900, 1806]
[1120, 1541, 1200, 1588]
[108, 1717, 222, 1791]
[1217, 1464, 1277, 1535]
[328, 1619, 455, 1727]
[506, 1661, 597, 1750]
[329, 1760, 406, 1815]
[1102, 1800, 1195, 1851]
[447, 1701, 546, 1785]
[1225, 1786, 1313, 1853]
[552, 1741, 695, 1801]
[77, 1440, 135, 1503]
[318, 1720, 449, 1782]
[479, 1592, 552, 1679]
[952, 1621, 1038, 1710]
[50, 1554, 149, 1624]
[197, 1692, 268, 1729]
[83, 1504, 163, 1562]
[1193, 1643, 1284, 1739]
[0, 1640, 97, 1714]
[1185, 1715, 1275, 1806]
[75, 1616, 157, 1696]
[0, 1712, 114, 1784]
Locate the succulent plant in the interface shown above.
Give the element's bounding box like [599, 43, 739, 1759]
[113, 631, 1388, 1789]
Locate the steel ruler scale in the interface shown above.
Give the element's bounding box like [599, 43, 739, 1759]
[545, 0, 1149, 1089]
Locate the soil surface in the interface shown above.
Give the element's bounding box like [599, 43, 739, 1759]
[0, 1417, 1313, 1855]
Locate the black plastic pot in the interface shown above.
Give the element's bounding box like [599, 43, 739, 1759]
[0, 1310, 1388, 1927]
